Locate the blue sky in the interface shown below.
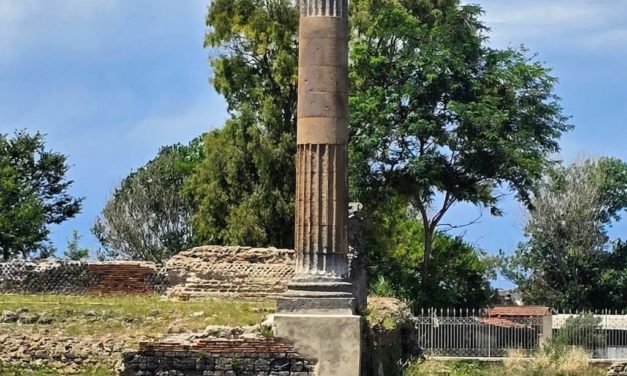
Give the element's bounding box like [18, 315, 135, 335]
[1, 1, 626, 286]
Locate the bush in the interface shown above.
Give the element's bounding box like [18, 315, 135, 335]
[552, 314, 605, 351]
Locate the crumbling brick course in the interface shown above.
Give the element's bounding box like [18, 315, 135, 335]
[122, 339, 316, 376]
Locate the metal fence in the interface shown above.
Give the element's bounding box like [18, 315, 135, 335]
[413, 308, 546, 358]
[412, 309, 627, 360]
[553, 311, 627, 360]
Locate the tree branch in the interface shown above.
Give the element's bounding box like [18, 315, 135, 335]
[438, 211, 483, 232]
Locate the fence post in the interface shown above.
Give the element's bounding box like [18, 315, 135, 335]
[430, 308, 435, 356]
[541, 311, 553, 349]
[487, 310, 491, 358]
[604, 311, 608, 359]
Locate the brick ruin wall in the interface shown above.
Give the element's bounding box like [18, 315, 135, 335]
[121, 339, 316, 376]
[0, 207, 365, 299]
[0, 261, 167, 295]
[0, 246, 294, 298]
[164, 246, 295, 300]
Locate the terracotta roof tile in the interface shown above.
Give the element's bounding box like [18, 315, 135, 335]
[479, 317, 534, 329]
[487, 306, 550, 317]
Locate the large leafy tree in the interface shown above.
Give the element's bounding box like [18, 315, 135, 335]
[349, 0, 571, 287]
[93, 138, 202, 262]
[0, 131, 83, 260]
[192, 0, 569, 303]
[367, 196, 494, 310]
[189, 0, 298, 247]
[501, 158, 627, 310]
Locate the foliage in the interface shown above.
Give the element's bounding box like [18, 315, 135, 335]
[189, 117, 295, 247]
[194, 0, 569, 293]
[501, 158, 627, 310]
[63, 230, 89, 261]
[552, 314, 605, 350]
[189, 0, 298, 247]
[370, 275, 396, 297]
[0, 130, 83, 260]
[349, 0, 571, 287]
[366, 196, 494, 310]
[93, 138, 202, 262]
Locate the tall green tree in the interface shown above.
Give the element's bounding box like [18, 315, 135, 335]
[0, 131, 83, 260]
[367, 196, 494, 309]
[349, 0, 571, 287]
[189, 0, 298, 247]
[501, 158, 627, 310]
[193, 0, 569, 304]
[93, 138, 202, 262]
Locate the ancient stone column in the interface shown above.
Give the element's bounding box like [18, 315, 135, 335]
[278, 0, 355, 313]
[274, 4, 362, 374]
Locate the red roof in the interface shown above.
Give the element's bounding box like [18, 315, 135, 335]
[479, 317, 534, 329]
[487, 306, 550, 317]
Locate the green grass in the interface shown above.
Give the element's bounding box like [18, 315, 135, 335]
[0, 293, 274, 338]
[0, 361, 111, 376]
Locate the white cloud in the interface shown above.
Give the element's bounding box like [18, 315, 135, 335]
[467, 0, 627, 54]
[580, 28, 627, 49]
[0, 0, 210, 65]
[0, 0, 120, 61]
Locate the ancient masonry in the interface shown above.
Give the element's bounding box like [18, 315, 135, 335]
[608, 362, 627, 376]
[0, 261, 166, 295]
[0, 228, 364, 300]
[0, 247, 295, 298]
[122, 339, 315, 376]
[294, 0, 350, 281]
[274, 1, 363, 376]
[164, 246, 295, 299]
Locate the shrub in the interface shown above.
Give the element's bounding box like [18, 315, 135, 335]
[552, 314, 605, 351]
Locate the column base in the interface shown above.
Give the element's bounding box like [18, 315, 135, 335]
[273, 313, 362, 376]
[277, 280, 356, 315]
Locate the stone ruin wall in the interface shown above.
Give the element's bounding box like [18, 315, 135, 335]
[122, 339, 316, 376]
[0, 319, 317, 375]
[0, 207, 365, 300]
[0, 246, 295, 299]
[164, 246, 295, 300]
[0, 261, 167, 295]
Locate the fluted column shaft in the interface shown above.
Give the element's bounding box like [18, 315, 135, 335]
[295, 0, 349, 281]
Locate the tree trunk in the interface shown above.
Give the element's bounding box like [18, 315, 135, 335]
[421, 227, 434, 290]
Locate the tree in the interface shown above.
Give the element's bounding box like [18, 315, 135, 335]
[348, 0, 571, 288]
[367, 195, 494, 310]
[0, 130, 83, 260]
[93, 138, 202, 262]
[195, 0, 569, 304]
[501, 158, 627, 310]
[64, 230, 89, 261]
[189, 0, 298, 247]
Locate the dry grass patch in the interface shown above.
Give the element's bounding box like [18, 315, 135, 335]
[404, 350, 605, 376]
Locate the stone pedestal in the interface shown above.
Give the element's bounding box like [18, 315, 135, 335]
[274, 314, 362, 376]
[277, 281, 356, 315]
